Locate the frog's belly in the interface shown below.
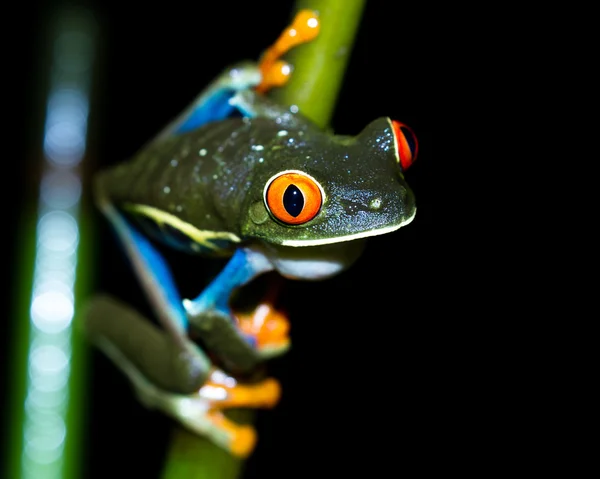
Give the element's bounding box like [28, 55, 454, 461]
[259, 240, 366, 280]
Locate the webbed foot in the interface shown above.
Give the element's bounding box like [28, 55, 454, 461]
[255, 9, 320, 93]
[138, 369, 280, 458]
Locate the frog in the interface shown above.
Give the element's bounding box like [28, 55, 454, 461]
[83, 9, 418, 458]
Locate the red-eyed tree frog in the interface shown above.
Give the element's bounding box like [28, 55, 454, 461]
[84, 10, 418, 458]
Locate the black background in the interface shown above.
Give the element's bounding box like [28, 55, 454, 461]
[4, 1, 439, 477]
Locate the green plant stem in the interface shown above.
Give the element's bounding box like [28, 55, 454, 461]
[271, 0, 367, 129]
[160, 1, 365, 478]
[160, 411, 251, 479]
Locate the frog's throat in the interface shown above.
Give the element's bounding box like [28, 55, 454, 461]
[278, 208, 416, 247]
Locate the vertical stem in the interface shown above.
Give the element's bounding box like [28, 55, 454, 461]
[160, 411, 250, 479]
[160, 432, 243, 479]
[161, 1, 366, 478]
[270, 0, 367, 129]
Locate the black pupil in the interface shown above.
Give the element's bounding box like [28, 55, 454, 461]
[401, 126, 417, 156]
[283, 184, 304, 217]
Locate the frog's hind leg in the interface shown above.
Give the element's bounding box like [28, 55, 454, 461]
[83, 295, 279, 458]
[157, 62, 262, 139]
[85, 203, 282, 456]
[84, 294, 209, 394]
[94, 184, 279, 385]
[157, 9, 320, 138]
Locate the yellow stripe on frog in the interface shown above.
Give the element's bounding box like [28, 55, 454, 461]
[122, 203, 241, 251]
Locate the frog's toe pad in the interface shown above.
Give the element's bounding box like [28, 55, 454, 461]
[236, 301, 290, 358]
[229, 424, 256, 458]
[207, 411, 257, 458]
[198, 371, 280, 456]
[256, 60, 292, 93]
[201, 370, 281, 409]
[156, 370, 280, 457]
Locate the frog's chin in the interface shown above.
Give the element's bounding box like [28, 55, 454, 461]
[258, 239, 367, 280]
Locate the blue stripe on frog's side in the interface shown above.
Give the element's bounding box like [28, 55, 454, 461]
[107, 203, 269, 348]
[103, 71, 266, 343]
[105, 204, 190, 333]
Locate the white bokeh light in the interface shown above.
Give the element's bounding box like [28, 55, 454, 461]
[43, 88, 89, 166]
[30, 290, 75, 334]
[22, 9, 95, 479]
[37, 211, 79, 254]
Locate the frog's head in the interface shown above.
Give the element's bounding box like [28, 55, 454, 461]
[240, 116, 418, 279]
[242, 117, 417, 243]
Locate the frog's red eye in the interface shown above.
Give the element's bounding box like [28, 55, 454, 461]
[391, 120, 418, 171]
[265, 171, 323, 225]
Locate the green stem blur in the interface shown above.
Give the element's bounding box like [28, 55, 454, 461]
[160, 421, 248, 479]
[3, 9, 96, 479]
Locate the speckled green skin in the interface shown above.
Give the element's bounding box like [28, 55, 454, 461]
[96, 92, 415, 251]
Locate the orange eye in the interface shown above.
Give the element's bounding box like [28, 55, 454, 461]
[264, 171, 323, 225]
[391, 120, 418, 171]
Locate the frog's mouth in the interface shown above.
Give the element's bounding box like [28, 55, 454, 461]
[277, 208, 416, 247]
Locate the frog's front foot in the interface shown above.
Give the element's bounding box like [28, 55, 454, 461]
[183, 282, 290, 372]
[235, 286, 290, 359]
[181, 248, 290, 372]
[136, 368, 280, 458]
